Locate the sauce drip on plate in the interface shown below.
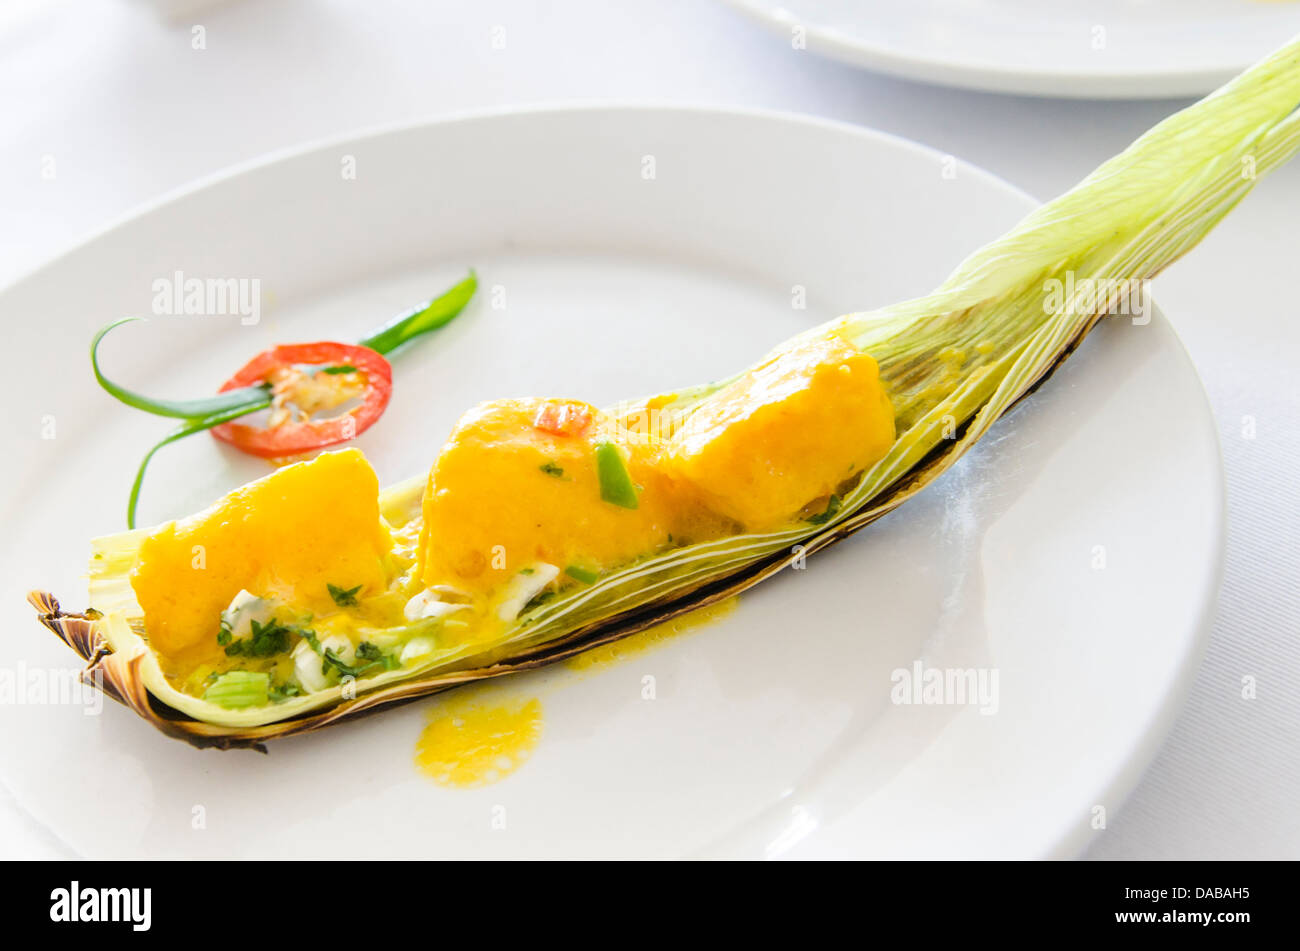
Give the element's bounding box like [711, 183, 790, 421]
[415, 694, 543, 788]
[413, 597, 737, 787]
[566, 596, 738, 672]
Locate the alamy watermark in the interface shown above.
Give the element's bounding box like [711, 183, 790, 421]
[152, 269, 260, 325]
[0, 663, 103, 715]
[890, 661, 999, 715]
[1043, 272, 1150, 325]
[50, 881, 150, 931]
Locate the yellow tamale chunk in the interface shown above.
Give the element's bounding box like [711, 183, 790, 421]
[664, 336, 895, 531]
[130, 449, 390, 666]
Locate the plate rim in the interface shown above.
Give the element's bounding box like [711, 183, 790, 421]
[2, 101, 1047, 300]
[0, 103, 1225, 858]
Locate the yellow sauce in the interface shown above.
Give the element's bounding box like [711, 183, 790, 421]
[414, 692, 543, 788]
[566, 596, 738, 671]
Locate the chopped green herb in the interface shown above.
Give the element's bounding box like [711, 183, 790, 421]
[322, 649, 379, 680]
[247, 617, 292, 656]
[565, 565, 599, 585]
[519, 567, 534, 575]
[357, 641, 401, 670]
[539, 461, 565, 478]
[268, 680, 302, 703]
[321, 365, 358, 375]
[595, 442, 639, 510]
[806, 494, 842, 526]
[327, 583, 363, 608]
[222, 616, 295, 657]
[298, 629, 380, 679]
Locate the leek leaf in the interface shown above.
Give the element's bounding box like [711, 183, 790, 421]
[358, 270, 478, 355]
[126, 400, 273, 529]
[92, 318, 271, 420]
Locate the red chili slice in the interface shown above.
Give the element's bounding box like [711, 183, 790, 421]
[210, 342, 392, 458]
[533, 401, 594, 438]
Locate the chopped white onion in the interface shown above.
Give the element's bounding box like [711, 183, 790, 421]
[427, 584, 473, 603]
[292, 640, 329, 693]
[496, 563, 560, 621]
[400, 637, 435, 665]
[292, 634, 356, 694]
[320, 634, 355, 664]
[221, 589, 270, 639]
[403, 589, 472, 622]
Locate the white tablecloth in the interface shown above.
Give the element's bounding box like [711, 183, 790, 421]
[2, 0, 1296, 859]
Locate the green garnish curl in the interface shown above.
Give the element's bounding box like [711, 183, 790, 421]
[91, 318, 273, 420]
[125, 401, 272, 531]
[358, 270, 478, 355]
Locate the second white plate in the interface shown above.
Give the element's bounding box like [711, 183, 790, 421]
[724, 0, 1300, 98]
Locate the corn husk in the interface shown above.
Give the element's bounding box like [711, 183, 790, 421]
[30, 37, 1300, 749]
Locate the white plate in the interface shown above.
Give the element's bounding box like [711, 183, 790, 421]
[0, 105, 1221, 859]
[723, 0, 1300, 98]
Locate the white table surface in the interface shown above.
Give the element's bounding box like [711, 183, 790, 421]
[2, 0, 1296, 860]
